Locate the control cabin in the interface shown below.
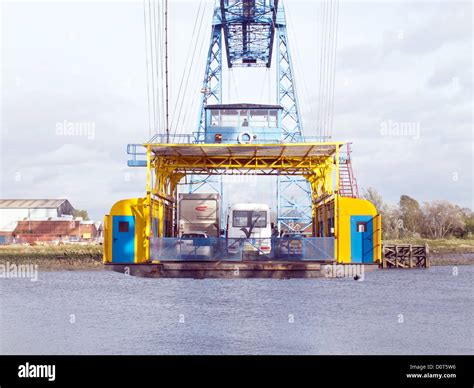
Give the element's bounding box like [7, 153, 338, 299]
[204, 103, 283, 144]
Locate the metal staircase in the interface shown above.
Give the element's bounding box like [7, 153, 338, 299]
[339, 143, 359, 198]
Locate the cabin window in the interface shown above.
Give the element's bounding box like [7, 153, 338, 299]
[232, 210, 267, 228]
[208, 108, 280, 128]
[356, 222, 367, 233]
[268, 110, 278, 127]
[233, 211, 249, 227]
[119, 221, 129, 233]
[249, 109, 268, 127]
[250, 211, 267, 228]
[210, 110, 220, 126]
[220, 109, 239, 127]
[239, 110, 249, 126]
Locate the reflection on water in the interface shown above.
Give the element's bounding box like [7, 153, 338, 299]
[0, 266, 473, 355]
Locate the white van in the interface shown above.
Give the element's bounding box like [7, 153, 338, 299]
[226, 203, 272, 255]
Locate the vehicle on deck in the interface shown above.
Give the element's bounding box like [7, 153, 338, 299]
[226, 203, 272, 256]
[177, 232, 212, 260]
[277, 232, 304, 259]
[178, 193, 220, 238]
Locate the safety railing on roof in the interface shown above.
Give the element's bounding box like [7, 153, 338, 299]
[145, 133, 333, 145]
[147, 133, 201, 144]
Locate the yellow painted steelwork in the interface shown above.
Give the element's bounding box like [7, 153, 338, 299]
[103, 197, 160, 264]
[145, 142, 341, 177]
[104, 140, 382, 265]
[336, 196, 382, 263]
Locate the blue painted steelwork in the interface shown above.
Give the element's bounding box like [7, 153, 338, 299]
[189, 5, 224, 198]
[112, 215, 136, 263]
[350, 215, 374, 263]
[277, 174, 313, 232]
[196, 7, 223, 139]
[275, 2, 302, 142]
[274, 1, 312, 233]
[219, 0, 278, 68]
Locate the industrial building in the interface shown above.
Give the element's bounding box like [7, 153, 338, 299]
[11, 219, 100, 244]
[0, 199, 100, 244]
[0, 199, 75, 229]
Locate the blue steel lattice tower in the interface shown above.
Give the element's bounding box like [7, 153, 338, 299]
[191, 0, 312, 232]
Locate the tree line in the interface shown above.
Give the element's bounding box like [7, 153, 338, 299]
[362, 188, 474, 240]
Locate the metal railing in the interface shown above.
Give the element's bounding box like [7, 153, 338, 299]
[150, 236, 334, 262]
[147, 133, 200, 144]
[141, 133, 333, 146]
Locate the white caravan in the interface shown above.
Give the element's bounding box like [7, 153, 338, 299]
[226, 203, 272, 255]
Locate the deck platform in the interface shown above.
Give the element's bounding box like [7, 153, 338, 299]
[107, 261, 379, 279]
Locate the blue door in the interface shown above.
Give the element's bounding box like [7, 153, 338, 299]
[350, 216, 373, 263]
[112, 216, 135, 263]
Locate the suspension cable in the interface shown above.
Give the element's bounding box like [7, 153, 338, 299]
[172, 0, 208, 137]
[328, 0, 340, 137]
[142, 0, 152, 137]
[147, 0, 157, 134]
[171, 0, 204, 131]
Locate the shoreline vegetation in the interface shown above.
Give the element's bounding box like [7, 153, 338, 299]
[0, 239, 473, 271]
[0, 244, 103, 271]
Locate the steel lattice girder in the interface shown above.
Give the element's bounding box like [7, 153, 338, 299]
[146, 143, 339, 205]
[147, 143, 340, 176]
[220, 0, 278, 67]
[274, 2, 311, 230]
[196, 14, 223, 137]
[153, 156, 332, 174]
[276, 22, 302, 141]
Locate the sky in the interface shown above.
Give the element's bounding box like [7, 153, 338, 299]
[0, 0, 472, 221]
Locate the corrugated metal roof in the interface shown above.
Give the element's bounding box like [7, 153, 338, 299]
[0, 199, 68, 209]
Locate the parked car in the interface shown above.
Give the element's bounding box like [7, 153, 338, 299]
[277, 233, 304, 259]
[177, 232, 212, 260]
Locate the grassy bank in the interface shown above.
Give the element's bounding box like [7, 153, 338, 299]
[384, 238, 474, 253]
[0, 244, 103, 270]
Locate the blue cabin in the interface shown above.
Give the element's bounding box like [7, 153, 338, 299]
[204, 103, 283, 144]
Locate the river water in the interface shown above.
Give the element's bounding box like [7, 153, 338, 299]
[0, 266, 473, 355]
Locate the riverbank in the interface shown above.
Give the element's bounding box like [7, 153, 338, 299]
[0, 244, 103, 270]
[0, 239, 473, 270]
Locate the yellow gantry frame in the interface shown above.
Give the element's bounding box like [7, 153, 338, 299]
[104, 141, 382, 264]
[143, 142, 342, 251]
